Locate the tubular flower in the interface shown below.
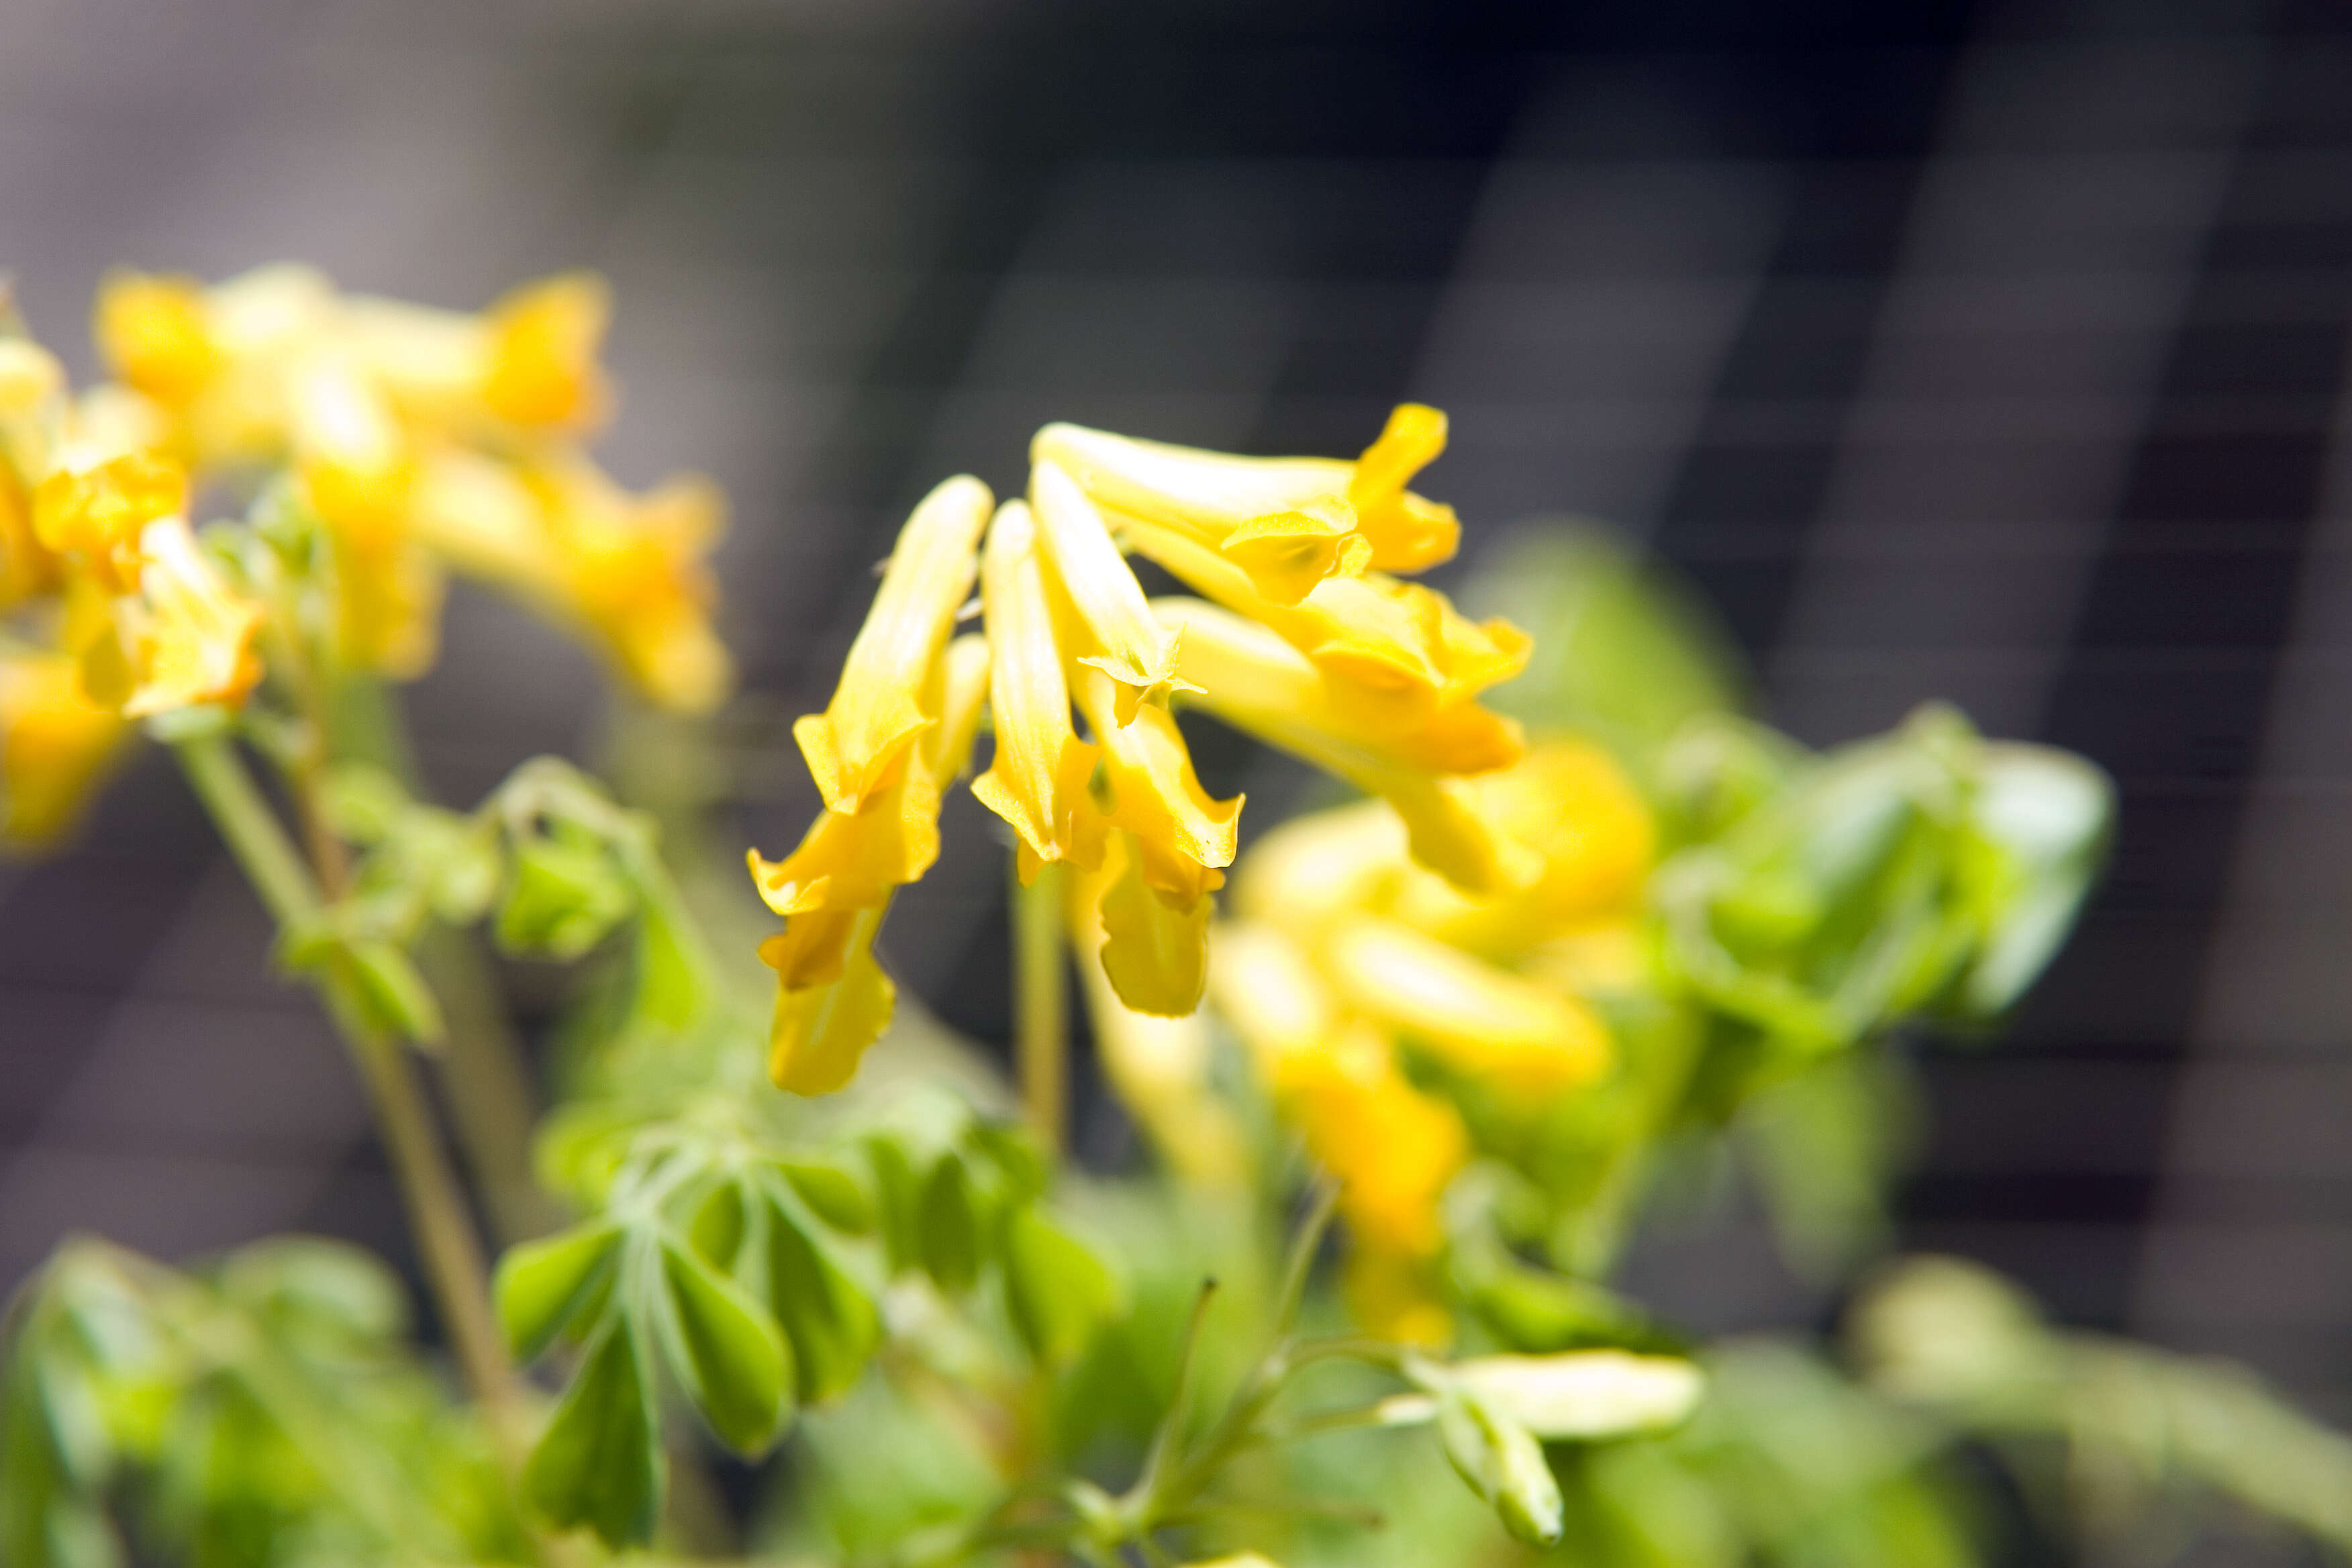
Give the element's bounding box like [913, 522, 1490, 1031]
[0, 646, 130, 845]
[1203, 736, 1658, 1336]
[756, 634, 991, 1095]
[1211, 922, 1466, 1344]
[84, 264, 724, 707]
[750, 407, 1526, 1093]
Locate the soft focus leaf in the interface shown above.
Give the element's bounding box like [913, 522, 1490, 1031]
[654, 1237, 793, 1454]
[522, 1320, 661, 1547]
[495, 832, 632, 959]
[1955, 744, 2114, 1016]
[771, 1157, 873, 1234]
[764, 1199, 881, 1404]
[1002, 1209, 1117, 1367]
[916, 1153, 983, 1294]
[494, 1221, 623, 1361]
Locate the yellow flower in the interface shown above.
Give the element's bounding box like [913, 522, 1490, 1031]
[531, 458, 731, 712]
[1032, 402, 1458, 607]
[1071, 659, 1238, 907]
[1030, 460, 1193, 720]
[1067, 855, 1248, 1187]
[1317, 916, 1611, 1095]
[94, 271, 221, 406]
[480, 273, 611, 432]
[969, 499, 1100, 877]
[32, 450, 187, 594]
[115, 516, 266, 717]
[756, 633, 991, 1094]
[1158, 596, 1530, 897]
[793, 476, 992, 814]
[0, 647, 130, 846]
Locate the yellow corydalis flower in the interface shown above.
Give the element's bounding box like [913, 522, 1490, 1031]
[1158, 597, 1530, 897]
[969, 499, 1099, 879]
[1071, 658, 1239, 907]
[793, 476, 992, 814]
[32, 450, 187, 595]
[0, 646, 130, 846]
[115, 517, 266, 716]
[1212, 921, 1466, 1342]
[1033, 403, 1459, 607]
[1030, 460, 1193, 721]
[530, 458, 731, 713]
[758, 634, 991, 1094]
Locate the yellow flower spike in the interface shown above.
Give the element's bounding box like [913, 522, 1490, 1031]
[1095, 829, 1213, 1017]
[1029, 460, 1193, 722]
[1153, 597, 1532, 897]
[1318, 916, 1612, 1095]
[1032, 422, 1370, 607]
[1120, 513, 1526, 714]
[0, 647, 130, 846]
[481, 272, 611, 431]
[753, 633, 990, 917]
[794, 475, 993, 814]
[94, 271, 222, 405]
[1069, 853, 1249, 1185]
[1070, 659, 1238, 903]
[763, 905, 897, 1095]
[1345, 403, 1460, 573]
[32, 451, 188, 593]
[970, 499, 1099, 875]
[119, 517, 266, 717]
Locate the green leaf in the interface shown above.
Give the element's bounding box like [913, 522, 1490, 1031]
[965, 1121, 1046, 1206]
[1435, 1383, 1564, 1547]
[1001, 1210, 1116, 1367]
[493, 1222, 624, 1362]
[522, 1320, 662, 1547]
[864, 1135, 923, 1274]
[771, 1159, 873, 1235]
[1959, 744, 2114, 1016]
[628, 894, 709, 1032]
[765, 1201, 881, 1403]
[344, 940, 446, 1046]
[689, 1181, 748, 1271]
[495, 833, 632, 960]
[654, 1238, 793, 1455]
[319, 765, 409, 844]
[916, 1154, 983, 1295]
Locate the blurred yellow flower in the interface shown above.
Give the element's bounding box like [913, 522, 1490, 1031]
[970, 499, 1101, 879]
[0, 646, 129, 845]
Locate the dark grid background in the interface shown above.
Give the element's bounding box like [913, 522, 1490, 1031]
[7, 0, 2352, 1489]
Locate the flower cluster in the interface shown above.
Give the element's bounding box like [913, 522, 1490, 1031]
[748, 407, 1533, 1094]
[1210, 738, 1655, 1341]
[0, 268, 730, 844]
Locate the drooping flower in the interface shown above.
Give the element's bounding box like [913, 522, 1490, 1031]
[749, 407, 1530, 1092]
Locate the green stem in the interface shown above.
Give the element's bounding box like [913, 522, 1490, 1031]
[335, 675, 559, 1244]
[1012, 859, 1067, 1155]
[171, 735, 530, 1463]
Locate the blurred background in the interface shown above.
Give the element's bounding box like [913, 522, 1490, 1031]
[6, 0, 2352, 1454]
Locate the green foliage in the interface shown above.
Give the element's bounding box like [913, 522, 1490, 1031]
[0, 1238, 524, 1568]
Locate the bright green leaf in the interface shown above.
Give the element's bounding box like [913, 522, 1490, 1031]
[522, 1320, 662, 1547]
[1001, 1210, 1116, 1367]
[771, 1159, 873, 1235]
[765, 1202, 881, 1403]
[495, 834, 632, 961]
[654, 1238, 793, 1455]
[493, 1222, 623, 1362]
